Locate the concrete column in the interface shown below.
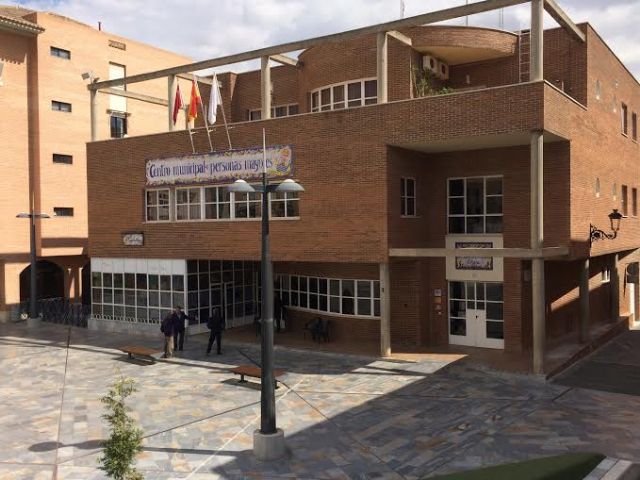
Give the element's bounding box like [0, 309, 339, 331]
[261, 56, 271, 120]
[90, 89, 98, 142]
[531, 131, 545, 374]
[376, 32, 388, 104]
[579, 258, 590, 343]
[530, 0, 544, 82]
[379, 262, 391, 357]
[611, 253, 620, 323]
[168, 75, 177, 131]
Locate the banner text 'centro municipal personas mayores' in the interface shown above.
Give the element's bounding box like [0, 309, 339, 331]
[145, 145, 293, 186]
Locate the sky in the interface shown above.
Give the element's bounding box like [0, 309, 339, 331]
[7, 0, 640, 79]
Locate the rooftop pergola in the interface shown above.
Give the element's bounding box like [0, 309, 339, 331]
[87, 0, 584, 141]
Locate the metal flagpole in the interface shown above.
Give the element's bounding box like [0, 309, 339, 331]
[199, 99, 214, 152]
[219, 99, 233, 150]
[186, 105, 196, 154]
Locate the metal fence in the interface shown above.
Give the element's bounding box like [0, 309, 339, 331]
[16, 298, 90, 328]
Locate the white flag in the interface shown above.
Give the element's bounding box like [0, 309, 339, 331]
[208, 72, 223, 124]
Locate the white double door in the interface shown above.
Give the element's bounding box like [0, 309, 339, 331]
[449, 281, 504, 349]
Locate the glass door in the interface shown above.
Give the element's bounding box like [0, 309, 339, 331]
[449, 281, 504, 349]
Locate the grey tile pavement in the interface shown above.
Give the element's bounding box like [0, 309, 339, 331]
[1, 322, 640, 479]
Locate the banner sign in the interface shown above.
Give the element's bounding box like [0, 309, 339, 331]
[145, 145, 293, 186]
[455, 241, 493, 271]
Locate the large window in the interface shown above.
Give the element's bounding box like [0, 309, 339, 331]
[401, 177, 416, 216]
[633, 188, 638, 217]
[449, 281, 504, 339]
[310, 78, 377, 113]
[448, 176, 503, 234]
[622, 103, 629, 135]
[146, 189, 170, 222]
[621, 185, 628, 216]
[53, 153, 73, 165]
[92, 269, 185, 323]
[234, 191, 262, 219]
[176, 187, 202, 221]
[271, 191, 299, 218]
[633, 112, 638, 142]
[275, 274, 380, 318]
[204, 187, 231, 219]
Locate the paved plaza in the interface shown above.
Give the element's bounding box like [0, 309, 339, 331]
[1, 322, 640, 479]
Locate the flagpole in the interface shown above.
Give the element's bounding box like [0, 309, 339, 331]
[219, 101, 233, 151]
[199, 99, 214, 152]
[186, 105, 196, 154]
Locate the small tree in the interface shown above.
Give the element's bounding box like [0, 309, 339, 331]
[98, 375, 144, 480]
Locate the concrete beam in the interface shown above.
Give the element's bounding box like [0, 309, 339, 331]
[168, 75, 177, 131]
[98, 87, 168, 107]
[270, 54, 299, 67]
[388, 246, 569, 259]
[544, 0, 586, 42]
[377, 32, 388, 104]
[177, 73, 213, 85]
[261, 56, 271, 120]
[88, 0, 529, 91]
[579, 257, 590, 343]
[530, 0, 544, 82]
[387, 30, 412, 46]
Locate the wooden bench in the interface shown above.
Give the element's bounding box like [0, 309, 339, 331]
[230, 365, 285, 388]
[120, 345, 163, 363]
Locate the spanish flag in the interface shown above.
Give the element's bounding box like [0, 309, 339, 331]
[188, 78, 202, 121]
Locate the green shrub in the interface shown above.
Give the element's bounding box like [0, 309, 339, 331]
[98, 375, 144, 480]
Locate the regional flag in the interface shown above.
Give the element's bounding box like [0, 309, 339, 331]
[172, 83, 184, 125]
[208, 73, 223, 125]
[188, 78, 202, 121]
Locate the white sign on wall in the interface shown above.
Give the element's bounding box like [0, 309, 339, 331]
[446, 235, 504, 282]
[145, 145, 293, 186]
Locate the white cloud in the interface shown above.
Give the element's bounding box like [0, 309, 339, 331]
[6, 0, 640, 78]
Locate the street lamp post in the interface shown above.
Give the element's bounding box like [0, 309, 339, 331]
[228, 129, 303, 460]
[16, 212, 50, 324]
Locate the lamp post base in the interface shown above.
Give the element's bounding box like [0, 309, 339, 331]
[27, 317, 41, 328]
[253, 428, 285, 461]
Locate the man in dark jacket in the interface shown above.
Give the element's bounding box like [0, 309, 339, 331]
[172, 306, 193, 352]
[206, 307, 225, 355]
[160, 312, 177, 358]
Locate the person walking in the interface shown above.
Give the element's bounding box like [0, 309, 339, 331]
[206, 307, 225, 355]
[172, 306, 193, 352]
[160, 312, 177, 358]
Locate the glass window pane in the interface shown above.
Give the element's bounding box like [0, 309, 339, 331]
[449, 282, 465, 300]
[103, 273, 112, 287]
[357, 280, 371, 298]
[449, 197, 464, 215]
[330, 296, 340, 313]
[449, 217, 465, 234]
[172, 275, 184, 291]
[357, 298, 371, 316]
[286, 199, 299, 217]
[467, 216, 484, 233]
[160, 292, 172, 308]
[406, 198, 415, 216]
[136, 290, 147, 306]
[486, 302, 503, 320]
[319, 295, 328, 311]
[486, 177, 502, 195]
[486, 196, 502, 214]
[486, 321, 504, 339]
[450, 300, 466, 317]
[333, 85, 344, 102]
[92, 272, 102, 287]
[329, 279, 340, 296]
[160, 275, 171, 290]
[486, 216, 503, 234]
[342, 297, 354, 315]
[148, 291, 159, 307]
[449, 179, 464, 197]
[342, 280, 354, 297]
[486, 283, 503, 301]
[466, 283, 475, 300]
[147, 274, 158, 290]
[124, 273, 135, 289]
[466, 178, 484, 215]
[347, 82, 361, 100]
[374, 299, 380, 316]
[450, 317, 466, 336]
[364, 80, 377, 98]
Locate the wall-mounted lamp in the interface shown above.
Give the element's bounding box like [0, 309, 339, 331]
[81, 70, 99, 83]
[590, 209, 623, 245]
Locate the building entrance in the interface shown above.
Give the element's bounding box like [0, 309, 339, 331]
[448, 281, 504, 349]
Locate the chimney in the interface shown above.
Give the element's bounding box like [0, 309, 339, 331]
[98, 21, 102, 31]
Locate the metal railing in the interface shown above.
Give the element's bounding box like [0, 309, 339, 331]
[16, 297, 90, 328]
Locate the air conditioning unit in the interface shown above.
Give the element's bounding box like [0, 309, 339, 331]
[437, 60, 450, 80]
[422, 55, 439, 76]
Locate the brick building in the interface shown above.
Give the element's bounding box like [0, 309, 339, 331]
[0, 6, 191, 320]
[85, 0, 640, 373]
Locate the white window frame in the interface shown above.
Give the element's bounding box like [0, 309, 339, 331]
[203, 186, 232, 220]
[270, 191, 300, 219]
[447, 176, 503, 235]
[145, 188, 171, 223]
[175, 187, 202, 222]
[401, 177, 416, 217]
[275, 274, 380, 318]
[310, 78, 377, 113]
[621, 103, 629, 136]
[50, 46, 71, 59]
[601, 267, 611, 284]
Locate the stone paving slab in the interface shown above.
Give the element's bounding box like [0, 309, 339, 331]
[2, 323, 640, 479]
